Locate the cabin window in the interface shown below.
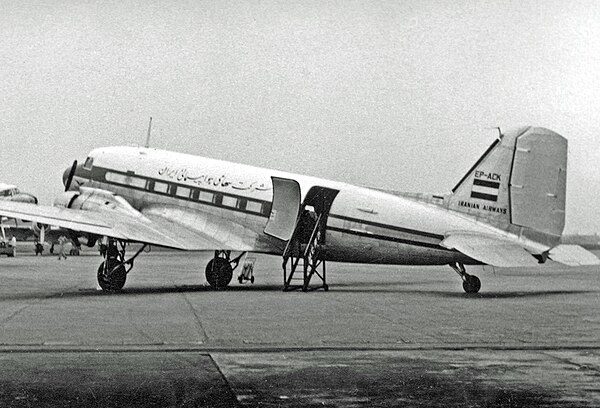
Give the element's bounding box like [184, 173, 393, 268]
[246, 200, 262, 213]
[154, 181, 169, 193]
[127, 176, 146, 189]
[105, 172, 126, 184]
[175, 186, 191, 198]
[198, 191, 214, 202]
[83, 157, 94, 170]
[190, 189, 200, 200]
[222, 196, 237, 208]
[105, 172, 145, 189]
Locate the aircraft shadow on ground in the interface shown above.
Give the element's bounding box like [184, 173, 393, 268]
[0, 283, 594, 301]
[328, 286, 595, 299]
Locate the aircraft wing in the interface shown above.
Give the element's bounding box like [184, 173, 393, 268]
[0, 200, 250, 251]
[441, 233, 541, 267]
[548, 244, 600, 266]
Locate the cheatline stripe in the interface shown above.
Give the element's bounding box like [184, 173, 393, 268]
[473, 179, 500, 189]
[326, 226, 453, 251]
[328, 214, 445, 240]
[470, 192, 498, 202]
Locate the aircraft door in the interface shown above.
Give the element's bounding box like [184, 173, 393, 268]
[264, 177, 302, 241]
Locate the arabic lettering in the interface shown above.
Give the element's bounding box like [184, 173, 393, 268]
[157, 166, 271, 191]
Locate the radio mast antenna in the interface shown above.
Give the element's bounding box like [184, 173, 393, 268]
[144, 117, 153, 148]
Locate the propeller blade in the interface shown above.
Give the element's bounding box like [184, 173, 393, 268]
[64, 160, 78, 192]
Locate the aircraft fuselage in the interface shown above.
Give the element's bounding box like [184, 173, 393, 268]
[72, 146, 543, 265]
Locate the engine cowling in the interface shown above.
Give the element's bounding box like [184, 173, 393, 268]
[53, 191, 80, 209]
[53, 187, 142, 218]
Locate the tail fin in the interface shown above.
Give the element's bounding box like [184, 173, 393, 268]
[448, 126, 567, 245]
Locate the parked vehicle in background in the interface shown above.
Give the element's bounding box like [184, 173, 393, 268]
[0, 239, 16, 257]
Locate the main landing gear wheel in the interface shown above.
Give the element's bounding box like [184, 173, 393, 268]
[205, 257, 233, 289]
[97, 261, 127, 291]
[462, 274, 481, 294]
[449, 262, 481, 294]
[96, 238, 147, 292]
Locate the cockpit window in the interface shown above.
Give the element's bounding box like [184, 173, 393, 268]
[1, 188, 19, 197]
[83, 157, 94, 170]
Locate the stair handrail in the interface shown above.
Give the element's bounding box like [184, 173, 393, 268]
[303, 213, 324, 258]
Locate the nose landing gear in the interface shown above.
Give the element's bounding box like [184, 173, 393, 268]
[449, 262, 481, 294]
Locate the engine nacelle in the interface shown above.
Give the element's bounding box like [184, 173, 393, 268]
[32, 222, 50, 236]
[53, 187, 142, 218]
[53, 191, 80, 209]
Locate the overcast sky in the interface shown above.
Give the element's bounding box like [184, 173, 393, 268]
[1, 0, 599, 233]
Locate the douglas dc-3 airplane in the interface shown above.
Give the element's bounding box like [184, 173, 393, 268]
[0, 126, 597, 293]
[0, 183, 37, 204]
[0, 184, 78, 254]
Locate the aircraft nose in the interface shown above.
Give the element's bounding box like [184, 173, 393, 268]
[12, 193, 38, 204]
[62, 165, 71, 188]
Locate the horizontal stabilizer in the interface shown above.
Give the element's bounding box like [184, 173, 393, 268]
[441, 233, 540, 267]
[549, 245, 600, 266]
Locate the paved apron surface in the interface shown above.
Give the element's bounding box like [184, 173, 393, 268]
[0, 250, 598, 406]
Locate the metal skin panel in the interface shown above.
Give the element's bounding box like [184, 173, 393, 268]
[263, 177, 301, 241]
[510, 128, 567, 239]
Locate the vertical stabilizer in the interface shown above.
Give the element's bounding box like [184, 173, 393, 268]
[448, 127, 567, 245]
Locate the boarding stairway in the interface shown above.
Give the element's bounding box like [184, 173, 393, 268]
[264, 177, 339, 292]
[282, 211, 327, 291]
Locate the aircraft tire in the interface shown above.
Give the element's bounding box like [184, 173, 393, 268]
[97, 262, 127, 291]
[205, 258, 233, 289]
[462, 274, 481, 294]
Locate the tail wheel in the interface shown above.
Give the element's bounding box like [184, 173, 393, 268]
[97, 261, 127, 291]
[205, 258, 233, 289]
[462, 274, 481, 294]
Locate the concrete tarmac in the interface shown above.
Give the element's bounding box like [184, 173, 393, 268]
[0, 250, 599, 406]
